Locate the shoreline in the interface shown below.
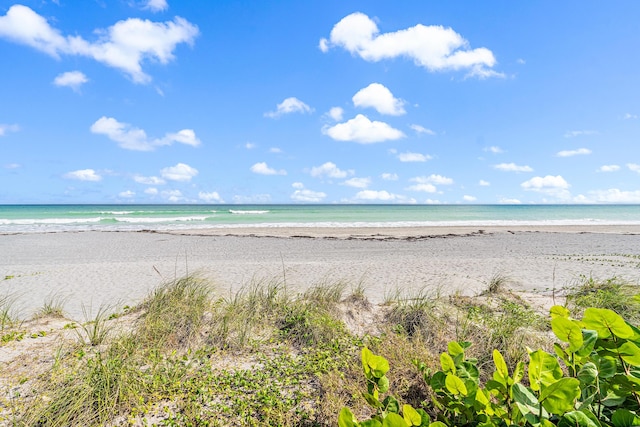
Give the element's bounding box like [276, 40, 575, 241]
[1, 225, 640, 320]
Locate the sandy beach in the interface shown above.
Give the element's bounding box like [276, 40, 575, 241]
[2, 225, 640, 319]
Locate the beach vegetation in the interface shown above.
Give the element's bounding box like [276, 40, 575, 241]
[34, 293, 68, 319]
[565, 275, 640, 323]
[4, 273, 640, 426]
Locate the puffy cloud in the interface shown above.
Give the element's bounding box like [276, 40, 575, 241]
[484, 146, 503, 153]
[406, 183, 437, 193]
[463, 195, 477, 202]
[411, 174, 453, 185]
[144, 187, 158, 195]
[342, 177, 371, 188]
[521, 175, 570, 199]
[161, 189, 184, 202]
[493, 163, 533, 172]
[627, 164, 640, 173]
[119, 190, 135, 198]
[320, 12, 500, 78]
[397, 152, 431, 162]
[327, 107, 344, 121]
[53, 70, 88, 91]
[91, 117, 200, 151]
[597, 165, 620, 172]
[63, 168, 102, 181]
[290, 183, 326, 202]
[250, 162, 287, 176]
[577, 189, 640, 203]
[0, 124, 19, 136]
[556, 148, 591, 157]
[323, 114, 405, 143]
[0, 5, 198, 83]
[134, 175, 165, 185]
[499, 198, 522, 204]
[244, 142, 256, 149]
[352, 83, 405, 115]
[381, 172, 398, 181]
[198, 191, 224, 203]
[310, 162, 352, 179]
[564, 130, 597, 138]
[479, 180, 490, 186]
[355, 190, 401, 201]
[264, 97, 313, 118]
[410, 124, 435, 135]
[144, 0, 169, 12]
[160, 163, 198, 181]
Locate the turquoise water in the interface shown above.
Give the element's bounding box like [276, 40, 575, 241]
[0, 204, 639, 233]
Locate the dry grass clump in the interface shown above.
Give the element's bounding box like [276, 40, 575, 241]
[564, 275, 640, 323]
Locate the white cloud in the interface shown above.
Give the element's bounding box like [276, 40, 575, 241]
[119, 190, 135, 198]
[0, 124, 19, 136]
[269, 147, 282, 153]
[264, 97, 313, 118]
[144, 187, 158, 195]
[91, 117, 200, 151]
[160, 163, 198, 181]
[484, 146, 503, 154]
[161, 189, 184, 202]
[478, 180, 490, 186]
[310, 162, 352, 179]
[493, 163, 533, 172]
[342, 177, 371, 188]
[556, 148, 592, 157]
[355, 190, 401, 201]
[521, 175, 570, 199]
[290, 183, 326, 202]
[463, 195, 477, 202]
[406, 183, 437, 193]
[352, 83, 405, 115]
[381, 172, 398, 181]
[53, 70, 88, 91]
[198, 191, 224, 203]
[499, 198, 522, 204]
[597, 165, 620, 172]
[516, 58, 526, 65]
[397, 152, 431, 162]
[144, 0, 168, 12]
[327, 107, 344, 121]
[250, 162, 286, 176]
[564, 130, 597, 138]
[627, 164, 640, 173]
[410, 124, 435, 135]
[577, 189, 640, 203]
[0, 5, 198, 83]
[624, 113, 638, 120]
[411, 174, 453, 185]
[320, 12, 500, 78]
[134, 175, 166, 185]
[232, 194, 272, 203]
[245, 142, 256, 149]
[63, 168, 102, 181]
[323, 114, 405, 144]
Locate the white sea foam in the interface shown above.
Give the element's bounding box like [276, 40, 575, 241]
[229, 210, 270, 215]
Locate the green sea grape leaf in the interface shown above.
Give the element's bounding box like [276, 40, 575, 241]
[338, 407, 358, 427]
[383, 395, 400, 414]
[539, 378, 581, 415]
[611, 408, 640, 427]
[529, 349, 563, 391]
[448, 341, 465, 359]
[559, 411, 600, 427]
[362, 420, 383, 427]
[378, 375, 390, 393]
[403, 404, 422, 426]
[583, 308, 633, 339]
[440, 352, 455, 375]
[362, 347, 373, 375]
[445, 373, 468, 396]
[493, 349, 509, 380]
[577, 362, 598, 385]
[430, 423, 448, 427]
[552, 316, 584, 351]
[429, 371, 446, 392]
[382, 412, 410, 427]
[550, 305, 571, 319]
[617, 341, 640, 366]
[513, 361, 525, 384]
[576, 329, 598, 357]
[512, 382, 543, 416]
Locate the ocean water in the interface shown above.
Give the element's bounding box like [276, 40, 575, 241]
[0, 204, 639, 234]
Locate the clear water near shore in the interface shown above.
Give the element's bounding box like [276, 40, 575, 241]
[0, 204, 639, 233]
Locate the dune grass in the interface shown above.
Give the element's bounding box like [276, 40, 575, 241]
[3, 273, 637, 426]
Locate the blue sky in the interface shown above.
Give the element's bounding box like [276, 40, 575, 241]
[0, 1, 639, 204]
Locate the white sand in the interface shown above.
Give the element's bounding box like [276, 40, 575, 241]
[1, 226, 639, 319]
